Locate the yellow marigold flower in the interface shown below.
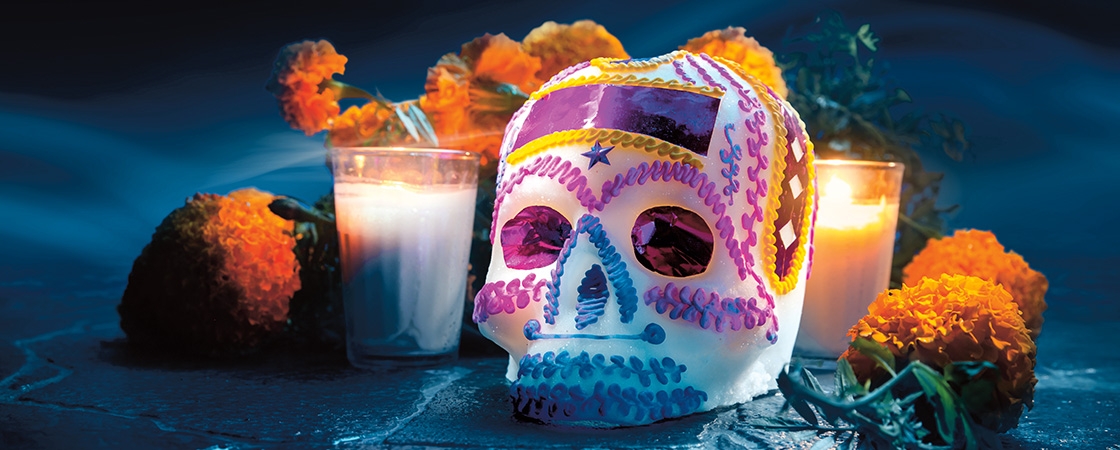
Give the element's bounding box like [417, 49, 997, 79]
[904, 229, 1048, 339]
[522, 20, 629, 81]
[461, 33, 543, 95]
[841, 274, 1037, 433]
[680, 27, 788, 98]
[265, 40, 348, 136]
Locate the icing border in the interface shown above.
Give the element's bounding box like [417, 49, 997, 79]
[589, 53, 680, 72]
[530, 73, 724, 101]
[719, 56, 814, 296]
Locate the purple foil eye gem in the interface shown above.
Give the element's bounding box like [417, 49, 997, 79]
[502, 206, 573, 270]
[631, 206, 714, 277]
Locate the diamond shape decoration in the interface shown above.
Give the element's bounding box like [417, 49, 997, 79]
[788, 174, 803, 200]
[778, 222, 797, 250]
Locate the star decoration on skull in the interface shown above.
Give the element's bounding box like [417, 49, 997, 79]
[581, 141, 614, 169]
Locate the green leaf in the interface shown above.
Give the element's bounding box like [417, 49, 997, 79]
[944, 361, 998, 382]
[809, 436, 837, 450]
[404, 103, 439, 146]
[777, 370, 820, 427]
[944, 361, 999, 413]
[857, 24, 880, 51]
[835, 358, 867, 398]
[849, 337, 896, 376]
[752, 416, 818, 430]
[912, 363, 981, 448]
[894, 88, 912, 104]
[801, 366, 825, 393]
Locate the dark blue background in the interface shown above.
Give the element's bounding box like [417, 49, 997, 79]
[2, 0, 1117, 289]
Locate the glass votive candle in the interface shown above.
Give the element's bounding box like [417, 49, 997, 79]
[794, 159, 904, 359]
[329, 147, 480, 368]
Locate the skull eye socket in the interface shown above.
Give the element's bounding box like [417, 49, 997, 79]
[501, 206, 573, 270]
[631, 206, 713, 277]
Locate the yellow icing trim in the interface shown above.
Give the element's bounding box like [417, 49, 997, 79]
[711, 54, 811, 292]
[743, 75, 791, 295]
[730, 74, 810, 297]
[505, 128, 705, 170]
[588, 51, 684, 72]
[529, 73, 724, 101]
[779, 138, 816, 294]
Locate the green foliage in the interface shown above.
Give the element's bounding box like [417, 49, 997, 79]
[269, 195, 346, 350]
[779, 11, 969, 287]
[464, 160, 499, 348]
[759, 338, 1004, 449]
[848, 336, 897, 377]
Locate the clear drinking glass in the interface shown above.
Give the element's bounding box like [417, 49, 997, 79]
[329, 147, 480, 368]
[794, 160, 905, 360]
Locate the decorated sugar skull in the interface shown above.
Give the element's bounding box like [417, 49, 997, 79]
[474, 50, 817, 427]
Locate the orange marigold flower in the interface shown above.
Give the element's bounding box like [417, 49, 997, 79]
[420, 54, 473, 142]
[203, 188, 302, 326]
[841, 274, 1037, 433]
[328, 102, 396, 148]
[904, 229, 1048, 339]
[265, 40, 348, 136]
[119, 188, 302, 357]
[680, 27, 788, 98]
[461, 33, 543, 95]
[439, 126, 504, 167]
[522, 20, 629, 81]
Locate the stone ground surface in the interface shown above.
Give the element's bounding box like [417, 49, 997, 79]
[1, 257, 1118, 449]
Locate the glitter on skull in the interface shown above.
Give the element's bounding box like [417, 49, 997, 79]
[473, 51, 818, 427]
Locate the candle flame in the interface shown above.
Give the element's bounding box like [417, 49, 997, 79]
[818, 175, 886, 229]
[822, 176, 853, 204]
[353, 154, 366, 176]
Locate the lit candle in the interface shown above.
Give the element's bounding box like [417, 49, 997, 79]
[795, 160, 904, 359]
[331, 147, 479, 368]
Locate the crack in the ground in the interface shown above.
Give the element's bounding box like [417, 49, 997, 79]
[332, 366, 472, 446]
[1, 320, 477, 448]
[0, 321, 271, 447]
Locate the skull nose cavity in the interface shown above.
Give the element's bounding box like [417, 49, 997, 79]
[575, 264, 610, 330]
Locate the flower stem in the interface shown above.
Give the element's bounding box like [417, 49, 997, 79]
[898, 213, 943, 239]
[320, 79, 375, 101]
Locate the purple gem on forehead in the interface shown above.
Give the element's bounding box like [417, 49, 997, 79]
[631, 206, 714, 278]
[511, 84, 719, 156]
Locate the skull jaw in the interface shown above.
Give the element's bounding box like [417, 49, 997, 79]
[506, 318, 778, 427]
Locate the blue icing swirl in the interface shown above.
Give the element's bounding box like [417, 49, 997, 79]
[511, 351, 707, 425]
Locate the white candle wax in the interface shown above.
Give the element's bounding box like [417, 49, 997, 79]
[334, 181, 476, 354]
[795, 176, 899, 358]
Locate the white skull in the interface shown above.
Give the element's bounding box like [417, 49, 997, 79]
[474, 51, 817, 427]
